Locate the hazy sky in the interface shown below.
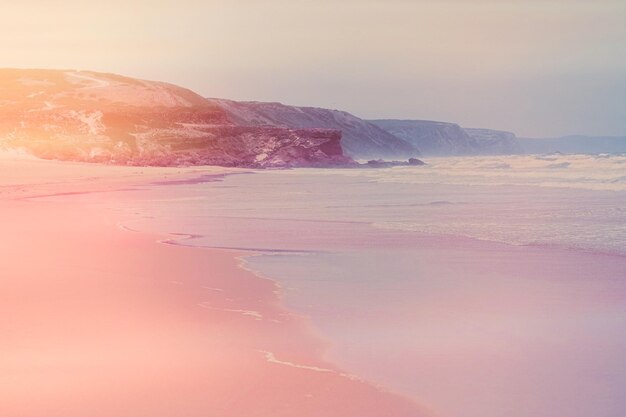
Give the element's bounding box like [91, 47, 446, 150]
[2, 0, 625, 137]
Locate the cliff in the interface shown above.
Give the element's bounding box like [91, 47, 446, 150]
[371, 119, 522, 156]
[0, 69, 351, 167]
[464, 128, 523, 155]
[370, 119, 477, 156]
[137, 126, 350, 168]
[207, 98, 418, 159]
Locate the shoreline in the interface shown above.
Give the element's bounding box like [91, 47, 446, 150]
[4, 156, 625, 417]
[0, 156, 431, 417]
[120, 167, 625, 417]
[233, 225, 626, 417]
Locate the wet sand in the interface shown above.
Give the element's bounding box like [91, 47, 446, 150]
[115, 168, 626, 417]
[0, 156, 430, 417]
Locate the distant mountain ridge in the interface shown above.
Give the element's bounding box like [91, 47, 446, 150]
[207, 98, 418, 159]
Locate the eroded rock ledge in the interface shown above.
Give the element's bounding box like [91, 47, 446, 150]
[0, 69, 354, 168]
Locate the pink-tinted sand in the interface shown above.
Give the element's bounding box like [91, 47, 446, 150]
[0, 156, 431, 417]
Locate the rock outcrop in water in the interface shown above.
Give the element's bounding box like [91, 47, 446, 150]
[371, 120, 523, 156]
[364, 157, 426, 168]
[0, 69, 352, 167]
[207, 98, 419, 160]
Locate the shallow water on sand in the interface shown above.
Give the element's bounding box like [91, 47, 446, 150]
[126, 158, 626, 417]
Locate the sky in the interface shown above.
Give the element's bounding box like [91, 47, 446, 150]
[1, 0, 625, 137]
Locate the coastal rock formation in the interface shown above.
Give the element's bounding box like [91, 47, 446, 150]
[207, 98, 419, 159]
[371, 120, 523, 156]
[370, 119, 477, 156]
[146, 126, 351, 168]
[464, 128, 523, 155]
[364, 157, 426, 168]
[0, 69, 351, 167]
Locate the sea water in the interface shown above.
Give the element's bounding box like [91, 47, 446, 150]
[129, 154, 626, 417]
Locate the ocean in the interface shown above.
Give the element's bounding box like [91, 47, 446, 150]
[125, 154, 626, 417]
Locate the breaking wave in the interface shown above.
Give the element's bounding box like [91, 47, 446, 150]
[345, 154, 626, 192]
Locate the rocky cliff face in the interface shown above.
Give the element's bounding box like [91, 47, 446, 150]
[371, 119, 522, 156]
[0, 69, 351, 167]
[464, 128, 523, 155]
[370, 119, 477, 156]
[207, 98, 418, 159]
[141, 126, 350, 168]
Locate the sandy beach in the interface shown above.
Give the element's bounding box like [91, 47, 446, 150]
[3, 154, 626, 417]
[3, 1, 624, 414]
[0, 155, 430, 417]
